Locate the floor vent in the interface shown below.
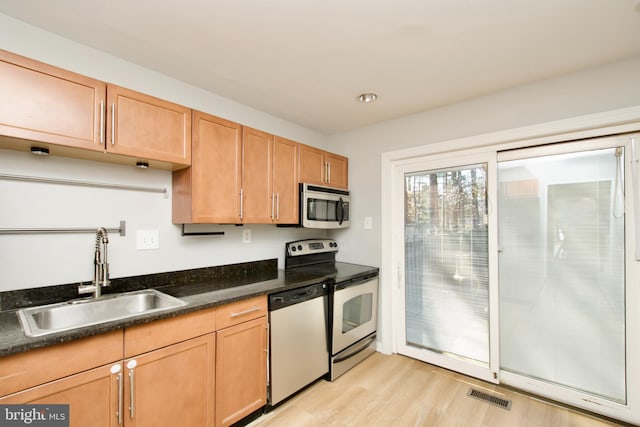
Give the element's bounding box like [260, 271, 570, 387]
[467, 388, 512, 410]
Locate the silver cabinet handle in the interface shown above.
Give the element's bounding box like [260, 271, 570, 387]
[111, 103, 116, 145]
[110, 364, 123, 425]
[230, 306, 260, 318]
[276, 193, 280, 220]
[128, 369, 135, 419]
[239, 188, 244, 219]
[126, 359, 137, 419]
[116, 373, 123, 425]
[325, 161, 329, 183]
[327, 162, 331, 183]
[265, 322, 270, 387]
[271, 193, 275, 220]
[99, 101, 105, 144]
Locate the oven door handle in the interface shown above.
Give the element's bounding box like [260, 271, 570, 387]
[333, 334, 376, 364]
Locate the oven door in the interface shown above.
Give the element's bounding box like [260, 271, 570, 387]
[331, 276, 378, 354]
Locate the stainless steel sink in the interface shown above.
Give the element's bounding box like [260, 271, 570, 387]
[18, 289, 187, 337]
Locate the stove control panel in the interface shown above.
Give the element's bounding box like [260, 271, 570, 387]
[286, 239, 338, 257]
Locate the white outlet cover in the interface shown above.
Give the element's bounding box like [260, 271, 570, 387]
[136, 229, 159, 250]
[364, 216, 373, 230]
[243, 229, 251, 243]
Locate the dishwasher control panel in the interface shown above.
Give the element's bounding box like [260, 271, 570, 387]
[269, 282, 328, 311]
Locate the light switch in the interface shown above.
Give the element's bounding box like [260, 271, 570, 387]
[243, 229, 251, 243]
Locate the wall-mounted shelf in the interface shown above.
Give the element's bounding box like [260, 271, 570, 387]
[181, 224, 225, 236]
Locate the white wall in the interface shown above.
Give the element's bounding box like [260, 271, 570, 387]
[0, 149, 325, 291]
[327, 54, 640, 268]
[0, 13, 326, 292]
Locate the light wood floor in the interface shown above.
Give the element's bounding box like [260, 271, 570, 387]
[249, 352, 628, 427]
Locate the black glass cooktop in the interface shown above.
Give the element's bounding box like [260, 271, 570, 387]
[287, 261, 378, 283]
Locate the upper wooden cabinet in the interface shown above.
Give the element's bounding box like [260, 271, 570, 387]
[299, 143, 348, 189]
[324, 151, 348, 189]
[173, 111, 243, 224]
[0, 50, 191, 169]
[273, 136, 299, 224]
[173, 113, 300, 225]
[242, 127, 273, 224]
[106, 84, 191, 166]
[0, 49, 105, 151]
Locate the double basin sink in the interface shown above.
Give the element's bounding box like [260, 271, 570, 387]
[18, 289, 187, 337]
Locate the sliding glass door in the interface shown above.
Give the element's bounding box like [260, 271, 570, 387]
[392, 134, 639, 423]
[397, 153, 499, 382]
[498, 142, 626, 403]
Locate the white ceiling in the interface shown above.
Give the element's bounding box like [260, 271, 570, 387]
[1, 0, 640, 134]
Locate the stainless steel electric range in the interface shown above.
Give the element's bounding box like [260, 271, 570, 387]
[284, 238, 379, 381]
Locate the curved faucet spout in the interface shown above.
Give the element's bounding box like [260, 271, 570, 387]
[79, 227, 111, 298]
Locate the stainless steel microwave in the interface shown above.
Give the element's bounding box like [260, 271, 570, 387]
[300, 183, 350, 229]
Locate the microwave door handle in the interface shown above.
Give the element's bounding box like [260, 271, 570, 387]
[337, 197, 344, 225]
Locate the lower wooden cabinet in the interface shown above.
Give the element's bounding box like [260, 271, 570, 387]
[125, 333, 216, 427]
[0, 299, 268, 427]
[0, 363, 119, 427]
[215, 316, 268, 427]
[0, 334, 216, 427]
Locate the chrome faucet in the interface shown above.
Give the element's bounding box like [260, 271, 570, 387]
[78, 227, 111, 298]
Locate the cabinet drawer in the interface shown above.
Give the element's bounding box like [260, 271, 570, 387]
[124, 308, 216, 358]
[216, 296, 267, 330]
[0, 331, 122, 397]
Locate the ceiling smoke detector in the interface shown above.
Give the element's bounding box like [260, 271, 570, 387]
[357, 93, 378, 103]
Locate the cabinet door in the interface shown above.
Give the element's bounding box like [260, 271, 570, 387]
[242, 127, 273, 223]
[273, 137, 299, 224]
[173, 111, 242, 224]
[215, 317, 267, 427]
[0, 49, 105, 150]
[0, 363, 121, 427]
[106, 84, 191, 166]
[298, 143, 325, 186]
[125, 334, 215, 427]
[325, 152, 348, 189]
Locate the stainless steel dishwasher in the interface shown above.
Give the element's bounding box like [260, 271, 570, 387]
[268, 281, 329, 407]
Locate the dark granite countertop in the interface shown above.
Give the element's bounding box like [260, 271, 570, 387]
[0, 259, 378, 358]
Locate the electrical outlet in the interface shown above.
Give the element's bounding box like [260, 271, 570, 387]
[243, 229, 251, 243]
[136, 229, 159, 250]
